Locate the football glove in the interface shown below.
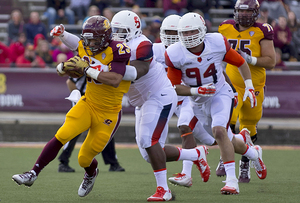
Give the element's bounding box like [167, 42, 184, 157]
[237, 49, 257, 65]
[243, 86, 257, 108]
[233, 92, 238, 108]
[50, 24, 65, 37]
[190, 83, 216, 96]
[56, 56, 89, 77]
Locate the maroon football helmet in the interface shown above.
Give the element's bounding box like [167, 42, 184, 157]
[234, 0, 260, 27]
[81, 15, 112, 56]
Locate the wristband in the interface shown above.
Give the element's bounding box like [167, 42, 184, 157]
[123, 65, 137, 81]
[249, 56, 257, 66]
[190, 87, 198, 96]
[56, 63, 65, 74]
[244, 79, 254, 88]
[86, 68, 100, 80]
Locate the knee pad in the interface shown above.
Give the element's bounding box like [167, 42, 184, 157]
[78, 154, 93, 168]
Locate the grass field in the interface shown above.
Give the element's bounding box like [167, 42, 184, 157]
[1, 145, 300, 203]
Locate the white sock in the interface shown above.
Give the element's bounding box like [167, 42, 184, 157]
[177, 148, 198, 161]
[181, 160, 193, 177]
[243, 146, 259, 160]
[235, 134, 244, 142]
[154, 169, 169, 191]
[224, 161, 236, 179]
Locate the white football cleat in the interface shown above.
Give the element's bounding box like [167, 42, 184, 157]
[147, 186, 172, 201]
[221, 177, 239, 195]
[239, 128, 254, 146]
[193, 145, 210, 182]
[12, 170, 37, 187]
[168, 173, 192, 187]
[252, 145, 267, 179]
[78, 168, 99, 197]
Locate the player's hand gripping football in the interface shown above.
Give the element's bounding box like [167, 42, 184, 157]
[56, 56, 89, 78]
[50, 24, 65, 37]
[191, 83, 216, 96]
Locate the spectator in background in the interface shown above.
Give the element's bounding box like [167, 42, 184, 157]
[25, 12, 47, 45]
[33, 33, 46, 50]
[9, 32, 26, 64]
[50, 36, 61, 51]
[0, 42, 11, 67]
[291, 18, 300, 60]
[102, 7, 114, 22]
[7, 9, 25, 45]
[187, 0, 213, 22]
[36, 39, 54, 68]
[43, 0, 75, 29]
[256, 4, 276, 27]
[55, 53, 67, 66]
[52, 43, 74, 63]
[273, 15, 298, 61]
[163, 0, 187, 17]
[287, 11, 299, 33]
[69, 0, 91, 24]
[260, 0, 289, 20]
[90, 0, 111, 14]
[145, 0, 163, 8]
[147, 16, 162, 43]
[274, 47, 288, 70]
[83, 5, 100, 23]
[193, 9, 212, 32]
[15, 44, 46, 68]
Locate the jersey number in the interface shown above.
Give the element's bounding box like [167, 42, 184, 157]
[228, 39, 251, 55]
[116, 43, 130, 55]
[186, 63, 217, 86]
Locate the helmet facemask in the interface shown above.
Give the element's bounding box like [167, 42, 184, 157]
[81, 33, 110, 56]
[177, 12, 207, 49]
[111, 27, 132, 42]
[179, 27, 206, 49]
[234, 0, 260, 27]
[160, 30, 179, 47]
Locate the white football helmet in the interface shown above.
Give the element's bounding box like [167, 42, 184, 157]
[160, 15, 181, 47]
[177, 12, 207, 48]
[111, 10, 142, 42]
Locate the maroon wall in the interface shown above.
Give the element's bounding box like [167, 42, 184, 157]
[0, 69, 299, 117]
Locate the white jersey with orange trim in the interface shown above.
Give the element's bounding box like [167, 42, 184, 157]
[126, 34, 173, 107]
[153, 42, 167, 68]
[153, 42, 186, 104]
[166, 33, 228, 105]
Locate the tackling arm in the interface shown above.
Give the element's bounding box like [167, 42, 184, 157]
[130, 60, 150, 80]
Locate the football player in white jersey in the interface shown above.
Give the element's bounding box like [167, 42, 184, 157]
[111, 11, 211, 201]
[166, 12, 267, 195]
[153, 14, 216, 188]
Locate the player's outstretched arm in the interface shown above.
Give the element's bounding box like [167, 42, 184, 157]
[50, 24, 80, 51]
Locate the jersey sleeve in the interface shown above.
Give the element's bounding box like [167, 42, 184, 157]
[136, 40, 153, 62]
[110, 41, 131, 76]
[255, 23, 274, 40]
[165, 50, 182, 85]
[223, 48, 245, 67]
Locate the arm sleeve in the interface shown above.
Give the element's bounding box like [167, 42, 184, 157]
[223, 48, 245, 67]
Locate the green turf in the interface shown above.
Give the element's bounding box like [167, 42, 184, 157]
[1, 146, 300, 202]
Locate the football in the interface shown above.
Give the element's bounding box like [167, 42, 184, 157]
[65, 69, 84, 78]
[56, 62, 84, 78]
